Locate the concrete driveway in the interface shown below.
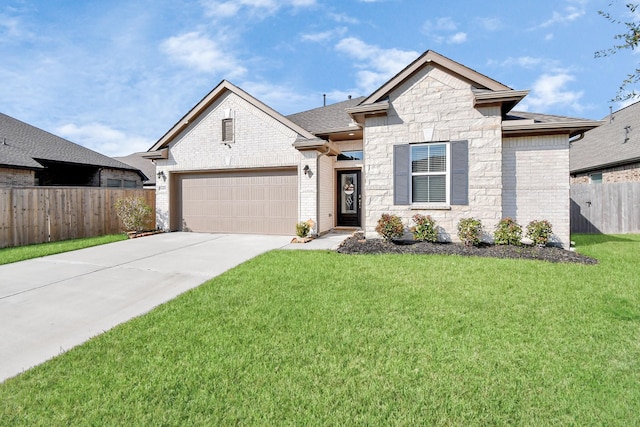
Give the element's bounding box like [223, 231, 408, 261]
[0, 232, 319, 383]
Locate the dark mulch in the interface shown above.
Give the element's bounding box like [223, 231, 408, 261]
[336, 234, 598, 265]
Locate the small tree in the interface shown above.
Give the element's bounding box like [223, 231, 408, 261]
[457, 217, 483, 247]
[295, 221, 310, 238]
[494, 217, 523, 246]
[526, 220, 553, 247]
[411, 214, 438, 242]
[375, 213, 404, 241]
[115, 197, 153, 233]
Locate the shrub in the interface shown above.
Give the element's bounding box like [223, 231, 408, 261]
[411, 214, 438, 242]
[526, 220, 553, 247]
[295, 221, 310, 238]
[457, 217, 483, 247]
[375, 214, 404, 241]
[494, 217, 523, 246]
[114, 197, 153, 233]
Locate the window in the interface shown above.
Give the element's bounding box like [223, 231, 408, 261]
[394, 141, 468, 206]
[123, 179, 137, 188]
[589, 173, 602, 184]
[337, 150, 363, 161]
[106, 179, 121, 188]
[222, 118, 234, 142]
[411, 143, 448, 203]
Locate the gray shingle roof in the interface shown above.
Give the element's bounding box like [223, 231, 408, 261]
[0, 112, 140, 172]
[287, 97, 365, 134]
[505, 111, 594, 124]
[569, 100, 640, 173]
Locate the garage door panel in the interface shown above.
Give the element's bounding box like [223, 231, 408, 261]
[178, 169, 297, 235]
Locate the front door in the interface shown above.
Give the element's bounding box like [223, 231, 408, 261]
[337, 170, 361, 227]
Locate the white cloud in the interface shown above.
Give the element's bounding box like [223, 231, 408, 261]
[56, 123, 154, 157]
[422, 17, 468, 45]
[301, 27, 347, 43]
[200, 0, 316, 19]
[476, 17, 502, 32]
[160, 32, 247, 77]
[329, 12, 359, 24]
[449, 32, 467, 44]
[240, 80, 313, 114]
[335, 37, 418, 93]
[520, 72, 584, 112]
[537, 1, 586, 28]
[495, 56, 546, 69]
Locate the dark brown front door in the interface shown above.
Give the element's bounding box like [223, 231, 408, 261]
[337, 170, 361, 227]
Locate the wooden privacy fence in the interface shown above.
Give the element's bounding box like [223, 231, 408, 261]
[570, 182, 640, 234]
[0, 187, 156, 249]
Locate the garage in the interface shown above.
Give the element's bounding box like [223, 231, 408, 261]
[175, 168, 298, 235]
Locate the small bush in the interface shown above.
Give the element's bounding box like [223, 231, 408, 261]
[457, 217, 483, 247]
[526, 220, 553, 247]
[295, 221, 310, 238]
[114, 197, 152, 233]
[494, 217, 522, 246]
[375, 214, 404, 241]
[411, 214, 438, 242]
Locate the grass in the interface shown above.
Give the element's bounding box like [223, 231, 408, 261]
[0, 234, 128, 265]
[1, 234, 639, 425]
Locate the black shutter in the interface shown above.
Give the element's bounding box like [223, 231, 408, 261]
[394, 144, 410, 205]
[450, 140, 469, 205]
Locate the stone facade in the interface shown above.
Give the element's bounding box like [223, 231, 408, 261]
[0, 167, 36, 187]
[154, 91, 305, 230]
[363, 65, 503, 242]
[570, 162, 640, 184]
[96, 168, 143, 188]
[503, 135, 570, 247]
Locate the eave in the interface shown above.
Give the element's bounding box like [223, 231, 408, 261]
[346, 100, 389, 126]
[502, 120, 605, 138]
[142, 148, 169, 160]
[474, 89, 529, 114]
[292, 139, 341, 156]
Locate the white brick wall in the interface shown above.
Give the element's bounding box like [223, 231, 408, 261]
[503, 135, 570, 247]
[155, 91, 306, 230]
[363, 65, 503, 242]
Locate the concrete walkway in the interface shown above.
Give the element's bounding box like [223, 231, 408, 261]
[0, 231, 350, 382]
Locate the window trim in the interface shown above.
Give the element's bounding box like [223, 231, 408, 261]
[410, 142, 450, 206]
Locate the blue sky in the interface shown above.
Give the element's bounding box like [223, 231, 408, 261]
[0, 0, 638, 156]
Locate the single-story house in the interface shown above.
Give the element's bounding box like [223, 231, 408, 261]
[145, 50, 601, 247]
[570, 100, 640, 184]
[0, 112, 146, 188]
[114, 152, 157, 188]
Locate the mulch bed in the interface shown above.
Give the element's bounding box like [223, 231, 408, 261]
[336, 233, 598, 265]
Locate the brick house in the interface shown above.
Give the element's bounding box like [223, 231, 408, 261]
[146, 50, 600, 247]
[570, 100, 640, 184]
[0, 112, 146, 188]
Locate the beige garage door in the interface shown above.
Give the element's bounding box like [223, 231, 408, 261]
[177, 168, 298, 235]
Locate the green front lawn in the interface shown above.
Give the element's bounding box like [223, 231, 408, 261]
[0, 234, 128, 265]
[1, 234, 639, 425]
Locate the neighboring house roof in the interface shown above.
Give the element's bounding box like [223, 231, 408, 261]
[287, 96, 365, 134]
[0, 112, 145, 178]
[114, 152, 156, 185]
[570, 100, 640, 174]
[148, 80, 320, 153]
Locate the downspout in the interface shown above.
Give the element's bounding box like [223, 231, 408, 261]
[315, 145, 332, 236]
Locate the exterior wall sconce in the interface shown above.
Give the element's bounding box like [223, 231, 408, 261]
[157, 171, 166, 181]
[303, 165, 310, 175]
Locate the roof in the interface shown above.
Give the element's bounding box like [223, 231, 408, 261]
[503, 111, 603, 138]
[570, 100, 640, 173]
[287, 96, 365, 134]
[148, 80, 319, 152]
[361, 50, 512, 106]
[114, 152, 156, 185]
[0, 112, 143, 176]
